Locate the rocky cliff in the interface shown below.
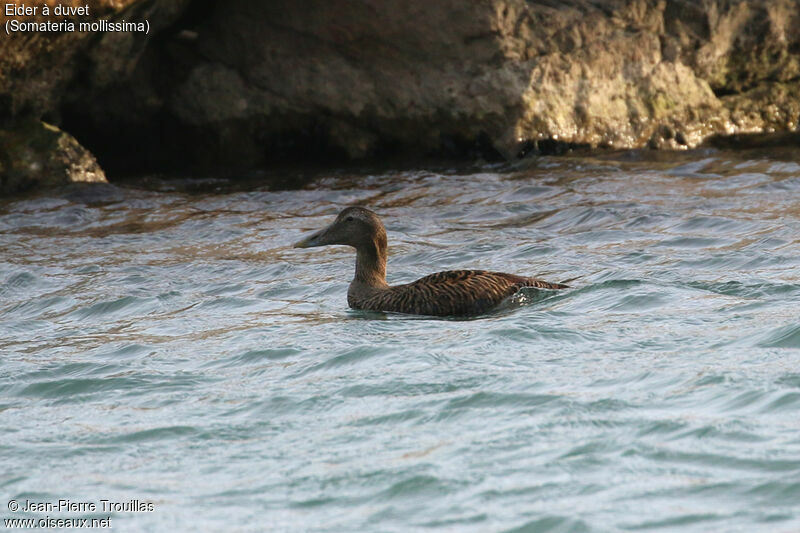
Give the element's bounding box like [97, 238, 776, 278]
[1, 0, 799, 192]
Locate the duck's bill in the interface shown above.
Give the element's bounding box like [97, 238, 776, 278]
[293, 229, 325, 248]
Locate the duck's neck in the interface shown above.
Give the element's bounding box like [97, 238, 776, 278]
[354, 238, 388, 288]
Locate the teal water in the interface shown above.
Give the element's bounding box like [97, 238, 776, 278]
[1, 150, 799, 532]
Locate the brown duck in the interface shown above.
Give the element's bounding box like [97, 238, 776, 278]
[294, 207, 567, 317]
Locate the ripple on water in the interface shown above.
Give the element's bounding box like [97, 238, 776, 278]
[0, 271, 39, 295]
[378, 474, 454, 500]
[11, 363, 209, 404]
[760, 392, 800, 413]
[293, 345, 396, 377]
[196, 296, 263, 311]
[444, 391, 560, 411]
[674, 215, 749, 233]
[503, 516, 592, 533]
[95, 425, 199, 445]
[632, 444, 800, 473]
[205, 347, 303, 369]
[656, 236, 736, 248]
[16, 376, 151, 400]
[488, 324, 601, 344]
[688, 280, 800, 299]
[746, 480, 800, 507]
[66, 296, 156, 320]
[757, 176, 800, 191]
[756, 323, 800, 348]
[91, 343, 155, 359]
[620, 513, 724, 531]
[2, 295, 76, 319]
[537, 206, 621, 232]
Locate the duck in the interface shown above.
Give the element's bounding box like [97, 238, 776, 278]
[293, 207, 567, 317]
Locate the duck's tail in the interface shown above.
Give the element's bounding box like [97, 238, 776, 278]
[527, 278, 571, 290]
[556, 275, 583, 288]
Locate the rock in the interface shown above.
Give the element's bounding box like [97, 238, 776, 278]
[0, 0, 190, 190]
[0, 0, 189, 118]
[1, 0, 800, 178]
[723, 81, 800, 134]
[0, 120, 106, 194]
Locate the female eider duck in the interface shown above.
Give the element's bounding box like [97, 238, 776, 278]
[294, 207, 567, 317]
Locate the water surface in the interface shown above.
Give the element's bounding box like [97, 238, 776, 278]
[1, 150, 799, 532]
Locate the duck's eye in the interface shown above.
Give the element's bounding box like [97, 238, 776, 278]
[345, 216, 354, 222]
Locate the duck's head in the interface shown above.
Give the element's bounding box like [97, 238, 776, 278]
[294, 207, 387, 250]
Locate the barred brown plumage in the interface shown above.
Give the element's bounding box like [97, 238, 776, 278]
[294, 207, 568, 317]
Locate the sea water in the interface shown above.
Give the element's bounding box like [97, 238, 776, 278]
[1, 149, 799, 532]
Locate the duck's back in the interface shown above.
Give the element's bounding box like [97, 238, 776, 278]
[352, 270, 566, 316]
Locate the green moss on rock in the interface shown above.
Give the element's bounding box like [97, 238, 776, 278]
[0, 120, 106, 195]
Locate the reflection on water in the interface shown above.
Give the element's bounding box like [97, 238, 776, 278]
[1, 149, 799, 532]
